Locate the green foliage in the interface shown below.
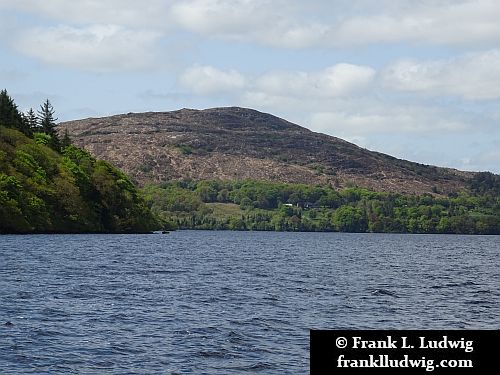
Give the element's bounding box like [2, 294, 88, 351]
[33, 132, 52, 146]
[176, 144, 193, 155]
[0, 173, 30, 232]
[143, 179, 500, 234]
[1, 89, 61, 150]
[0, 126, 159, 233]
[0, 89, 31, 136]
[332, 206, 367, 232]
[89, 160, 156, 232]
[25, 108, 39, 131]
[38, 99, 57, 133]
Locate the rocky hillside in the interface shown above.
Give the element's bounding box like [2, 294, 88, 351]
[58, 107, 472, 194]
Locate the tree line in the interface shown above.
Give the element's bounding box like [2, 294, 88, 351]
[0, 90, 72, 151]
[143, 179, 500, 234]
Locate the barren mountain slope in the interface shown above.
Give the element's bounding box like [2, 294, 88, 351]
[58, 107, 471, 194]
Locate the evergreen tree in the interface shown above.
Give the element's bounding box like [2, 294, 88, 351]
[26, 108, 39, 130]
[38, 99, 60, 150]
[60, 128, 72, 149]
[38, 99, 58, 134]
[0, 89, 32, 136]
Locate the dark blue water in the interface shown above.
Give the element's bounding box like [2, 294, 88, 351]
[1, 231, 499, 374]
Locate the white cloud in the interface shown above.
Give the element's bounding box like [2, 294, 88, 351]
[179, 63, 374, 99]
[273, 23, 331, 49]
[171, 0, 500, 48]
[451, 140, 500, 172]
[3, 0, 325, 48]
[256, 64, 375, 98]
[0, 0, 172, 29]
[2, 0, 500, 57]
[171, 0, 273, 35]
[2, 0, 500, 50]
[177, 61, 489, 141]
[14, 25, 161, 72]
[170, 0, 331, 48]
[308, 107, 470, 137]
[179, 65, 246, 95]
[382, 50, 500, 100]
[169, 0, 500, 48]
[240, 91, 303, 114]
[304, 103, 497, 172]
[333, 0, 500, 47]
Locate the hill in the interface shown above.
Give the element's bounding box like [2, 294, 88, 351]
[58, 107, 472, 195]
[0, 126, 158, 233]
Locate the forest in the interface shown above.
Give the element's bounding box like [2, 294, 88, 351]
[143, 179, 500, 234]
[0, 90, 158, 233]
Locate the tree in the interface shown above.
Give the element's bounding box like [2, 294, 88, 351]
[38, 99, 60, 150]
[0, 89, 31, 136]
[216, 188, 230, 202]
[60, 129, 72, 149]
[332, 205, 367, 232]
[239, 197, 253, 210]
[25, 108, 39, 130]
[38, 99, 57, 133]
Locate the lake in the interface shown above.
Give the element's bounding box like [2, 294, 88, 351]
[1, 231, 499, 374]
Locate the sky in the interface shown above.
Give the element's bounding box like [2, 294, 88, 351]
[1, 0, 499, 173]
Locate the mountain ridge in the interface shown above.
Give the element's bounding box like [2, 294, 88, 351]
[58, 106, 473, 195]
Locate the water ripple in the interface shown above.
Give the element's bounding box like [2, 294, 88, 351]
[0, 231, 499, 374]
